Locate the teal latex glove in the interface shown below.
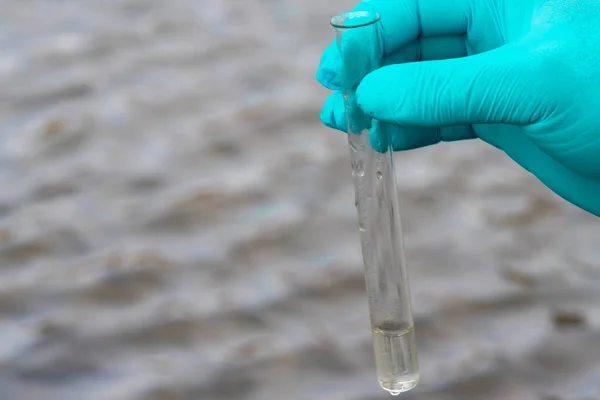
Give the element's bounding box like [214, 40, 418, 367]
[317, 0, 600, 216]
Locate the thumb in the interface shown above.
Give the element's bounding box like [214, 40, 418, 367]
[356, 45, 542, 127]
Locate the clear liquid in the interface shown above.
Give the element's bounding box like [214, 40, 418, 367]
[372, 323, 419, 395]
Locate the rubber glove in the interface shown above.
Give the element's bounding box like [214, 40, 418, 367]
[317, 0, 600, 217]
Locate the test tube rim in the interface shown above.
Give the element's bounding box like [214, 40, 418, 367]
[330, 11, 381, 30]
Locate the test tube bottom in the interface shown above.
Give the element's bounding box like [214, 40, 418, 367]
[372, 323, 420, 396]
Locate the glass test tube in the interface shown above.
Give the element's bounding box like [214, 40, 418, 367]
[330, 11, 419, 395]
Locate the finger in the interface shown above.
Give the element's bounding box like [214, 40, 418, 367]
[320, 91, 347, 132]
[383, 35, 468, 66]
[320, 90, 476, 150]
[319, 35, 469, 92]
[357, 45, 542, 127]
[320, 90, 371, 134]
[388, 125, 476, 151]
[353, 0, 471, 55]
[316, 41, 342, 90]
[316, 0, 472, 90]
[335, 11, 383, 94]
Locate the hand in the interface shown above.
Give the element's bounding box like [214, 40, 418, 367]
[316, 0, 600, 217]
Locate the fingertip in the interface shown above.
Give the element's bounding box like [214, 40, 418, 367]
[320, 91, 347, 132]
[355, 68, 390, 121]
[316, 70, 339, 91]
[319, 97, 335, 128]
[316, 41, 341, 90]
[369, 120, 391, 153]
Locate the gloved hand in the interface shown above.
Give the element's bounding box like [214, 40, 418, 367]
[317, 0, 600, 216]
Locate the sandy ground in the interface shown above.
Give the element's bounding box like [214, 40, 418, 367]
[0, 0, 599, 399]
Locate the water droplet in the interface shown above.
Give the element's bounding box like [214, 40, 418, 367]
[356, 160, 365, 177]
[376, 171, 383, 179]
[389, 391, 401, 396]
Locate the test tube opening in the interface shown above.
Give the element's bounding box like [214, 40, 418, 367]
[330, 11, 380, 30]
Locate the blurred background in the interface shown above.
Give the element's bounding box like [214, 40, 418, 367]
[0, 0, 600, 399]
